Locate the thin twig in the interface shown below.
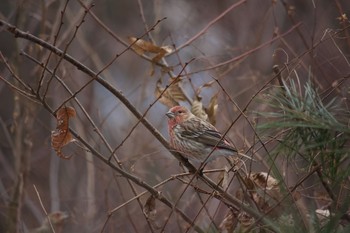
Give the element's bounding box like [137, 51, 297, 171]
[42, 3, 93, 100]
[36, 0, 69, 94]
[107, 58, 195, 162]
[76, 0, 168, 69]
[185, 22, 302, 76]
[171, 0, 247, 52]
[55, 17, 167, 112]
[21, 51, 157, 233]
[0, 19, 280, 232]
[33, 185, 56, 233]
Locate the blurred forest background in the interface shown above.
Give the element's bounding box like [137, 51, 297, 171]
[0, 0, 350, 232]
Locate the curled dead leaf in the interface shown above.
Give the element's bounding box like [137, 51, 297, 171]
[128, 36, 171, 55]
[161, 65, 174, 73]
[155, 84, 178, 107]
[191, 100, 208, 121]
[244, 176, 255, 191]
[155, 79, 187, 108]
[128, 37, 173, 76]
[152, 49, 167, 63]
[238, 212, 254, 231]
[249, 172, 281, 203]
[196, 80, 215, 94]
[219, 209, 237, 233]
[244, 172, 283, 216]
[143, 195, 157, 220]
[206, 93, 218, 125]
[250, 172, 279, 190]
[252, 192, 270, 212]
[194, 82, 218, 125]
[51, 106, 76, 159]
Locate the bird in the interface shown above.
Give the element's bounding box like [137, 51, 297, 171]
[30, 211, 68, 233]
[166, 105, 249, 164]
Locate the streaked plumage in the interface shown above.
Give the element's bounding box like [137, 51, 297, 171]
[166, 106, 238, 163]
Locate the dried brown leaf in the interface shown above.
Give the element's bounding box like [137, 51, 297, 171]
[128, 36, 161, 53]
[128, 36, 157, 54]
[251, 172, 282, 203]
[245, 172, 283, 215]
[152, 49, 167, 63]
[170, 86, 187, 102]
[51, 106, 76, 159]
[251, 172, 279, 190]
[252, 193, 270, 212]
[195, 80, 215, 97]
[244, 176, 255, 191]
[238, 212, 254, 231]
[128, 37, 173, 77]
[219, 209, 237, 233]
[143, 195, 156, 220]
[160, 45, 173, 54]
[245, 176, 269, 210]
[161, 65, 174, 73]
[150, 48, 170, 76]
[155, 79, 186, 108]
[191, 100, 208, 121]
[128, 37, 146, 55]
[155, 84, 178, 108]
[149, 63, 156, 76]
[128, 36, 172, 60]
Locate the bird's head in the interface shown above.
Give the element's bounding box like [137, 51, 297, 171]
[43, 211, 69, 226]
[166, 106, 193, 126]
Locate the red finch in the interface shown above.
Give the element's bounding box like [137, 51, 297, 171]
[30, 211, 69, 233]
[166, 105, 244, 163]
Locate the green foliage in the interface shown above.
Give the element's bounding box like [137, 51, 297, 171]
[258, 79, 350, 177]
[257, 76, 350, 232]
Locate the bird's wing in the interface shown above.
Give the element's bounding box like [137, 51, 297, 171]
[180, 119, 237, 152]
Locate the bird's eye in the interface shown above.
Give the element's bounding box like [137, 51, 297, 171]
[177, 110, 183, 114]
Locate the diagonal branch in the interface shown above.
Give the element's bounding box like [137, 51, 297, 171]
[171, 0, 247, 52]
[0, 19, 280, 232]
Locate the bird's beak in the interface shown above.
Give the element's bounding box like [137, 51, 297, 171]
[166, 111, 175, 119]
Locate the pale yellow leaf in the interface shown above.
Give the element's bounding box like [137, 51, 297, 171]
[191, 100, 208, 121]
[206, 93, 218, 125]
